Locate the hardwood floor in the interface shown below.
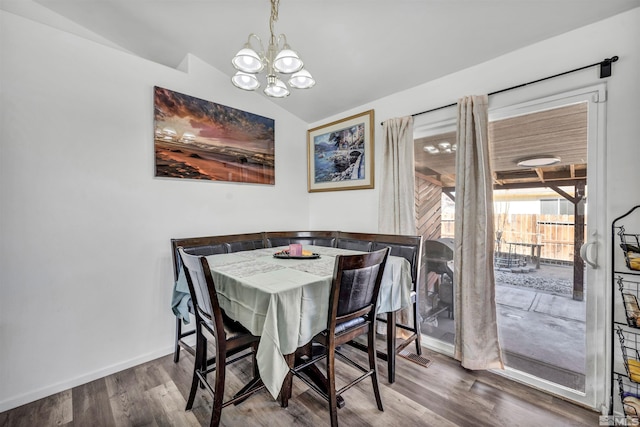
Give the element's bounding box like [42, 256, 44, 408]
[0, 343, 600, 426]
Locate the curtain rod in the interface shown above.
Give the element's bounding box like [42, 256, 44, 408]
[380, 55, 618, 125]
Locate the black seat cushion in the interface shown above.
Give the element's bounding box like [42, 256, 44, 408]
[334, 317, 366, 334]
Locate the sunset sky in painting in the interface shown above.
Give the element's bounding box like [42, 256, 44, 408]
[153, 86, 274, 153]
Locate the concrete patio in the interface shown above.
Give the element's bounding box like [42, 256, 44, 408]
[420, 264, 587, 390]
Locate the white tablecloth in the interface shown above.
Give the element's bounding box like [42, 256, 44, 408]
[173, 245, 412, 399]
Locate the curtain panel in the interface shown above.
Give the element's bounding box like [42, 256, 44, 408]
[379, 116, 415, 337]
[379, 116, 415, 235]
[453, 95, 504, 370]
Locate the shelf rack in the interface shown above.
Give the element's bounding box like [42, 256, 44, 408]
[611, 205, 640, 418]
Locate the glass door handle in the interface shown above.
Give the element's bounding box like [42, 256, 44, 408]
[580, 239, 598, 269]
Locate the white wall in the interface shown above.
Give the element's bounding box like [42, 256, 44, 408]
[0, 11, 309, 411]
[308, 8, 640, 233]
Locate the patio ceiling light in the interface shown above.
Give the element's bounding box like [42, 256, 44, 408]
[516, 156, 561, 167]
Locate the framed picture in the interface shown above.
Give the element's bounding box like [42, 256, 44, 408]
[154, 86, 275, 185]
[307, 109, 375, 192]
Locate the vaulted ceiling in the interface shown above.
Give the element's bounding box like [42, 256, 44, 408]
[2, 0, 638, 123]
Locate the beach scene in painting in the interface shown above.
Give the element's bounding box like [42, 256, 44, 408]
[154, 87, 275, 184]
[313, 123, 365, 183]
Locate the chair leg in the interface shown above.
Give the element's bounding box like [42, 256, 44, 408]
[186, 326, 204, 410]
[210, 346, 226, 427]
[413, 299, 422, 356]
[174, 316, 182, 363]
[199, 338, 208, 389]
[327, 342, 339, 427]
[252, 342, 259, 378]
[386, 312, 396, 383]
[369, 325, 384, 412]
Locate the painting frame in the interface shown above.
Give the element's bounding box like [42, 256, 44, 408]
[153, 86, 275, 185]
[307, 109, 375, 192]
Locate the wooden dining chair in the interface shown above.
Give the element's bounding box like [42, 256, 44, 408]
[291, 247, 390, 427]
[178, 248, 264, 427]
[334, 232, 424, 383]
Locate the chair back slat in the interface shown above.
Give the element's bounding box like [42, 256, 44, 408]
[178, 247, 223, 337]
[336, 264, 382, 318]
[329, 247, 390, 330]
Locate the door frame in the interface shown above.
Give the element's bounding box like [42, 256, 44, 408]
[415, 84, 608, 410]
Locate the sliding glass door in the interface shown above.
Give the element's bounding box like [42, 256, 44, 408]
[414, 85, 607, 409]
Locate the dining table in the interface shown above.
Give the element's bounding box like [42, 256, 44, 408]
[171, 245, 413, 401]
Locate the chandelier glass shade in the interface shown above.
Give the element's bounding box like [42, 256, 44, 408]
[231, 0, 315, 97]
[273, 47, 303, 73]
[232, 48, 264, 73]
[231, 71, 261, 91]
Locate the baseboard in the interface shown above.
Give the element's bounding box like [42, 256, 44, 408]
[0, 345, 174, 413]
[420, 333, 455, 356]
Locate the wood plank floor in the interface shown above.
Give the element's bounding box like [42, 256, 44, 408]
[0, 344, 600, 426]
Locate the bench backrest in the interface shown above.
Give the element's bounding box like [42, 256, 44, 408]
[337, 232, 423, 288]
[224, 232, 266, 253]
[171, 231, 423, 293]
[335, 231, 374, 252]
[264, 230, 338, 248]
[171, 232, 266, 280]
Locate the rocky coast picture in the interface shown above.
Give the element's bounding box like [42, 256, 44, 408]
[307, 110, 374, 192]
[154, 86, 275, 184]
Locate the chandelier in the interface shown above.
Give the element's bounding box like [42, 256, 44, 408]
[231, 0, 315, 98]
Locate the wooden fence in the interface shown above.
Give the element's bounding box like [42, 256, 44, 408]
[441, 213, 586, 263]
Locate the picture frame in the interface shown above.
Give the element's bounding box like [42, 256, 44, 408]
[154, 86, 275, 185]
[307, 109, 375, 192]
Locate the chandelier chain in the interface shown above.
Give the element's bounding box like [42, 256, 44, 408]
[269, 0, 280, 43]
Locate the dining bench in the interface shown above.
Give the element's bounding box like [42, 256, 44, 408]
[170, 230, 423, 383]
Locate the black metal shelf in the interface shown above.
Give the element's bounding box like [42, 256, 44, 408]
[615, 271, 640, 277]
[611, 205, 640, 417]
[617, 374, 640, 418]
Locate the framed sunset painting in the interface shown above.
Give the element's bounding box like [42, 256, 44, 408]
[154, 86, 275, 184]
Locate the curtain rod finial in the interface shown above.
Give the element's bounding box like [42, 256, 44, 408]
[600, 56, 618, 78]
